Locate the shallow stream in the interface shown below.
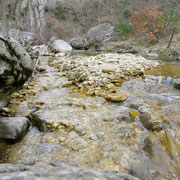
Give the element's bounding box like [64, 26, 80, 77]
[0, 54, 179, 180]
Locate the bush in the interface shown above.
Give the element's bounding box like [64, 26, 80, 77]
[53, 5, 66, 20]
[115, 18, 132, 36]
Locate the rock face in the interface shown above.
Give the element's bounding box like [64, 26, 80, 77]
[9, 29, 37, 46]
[0, 164, 140, 180]
[0, 35, 33, 110]
[0, 117, 30, 140]
[51, 39, 73, 54]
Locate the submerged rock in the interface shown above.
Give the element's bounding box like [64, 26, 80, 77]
[105, 92, 127, 102]
[0, 35, 33, 110]
[0, 117, 30, 140]
[0, 164, 140, 180]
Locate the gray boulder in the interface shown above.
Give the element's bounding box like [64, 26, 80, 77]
[0, 35, 33, 110]
[51, 39, 72, 54]
[0, 164, 140, 180]
[118, 44, 138, 54]
[49, 36, 58, 44]
[9, 29, 37, 46]
[70, 23, 114, 50]
[70, 36, 87, 50]
[87, 22, 114, 44]
[0, 117, 30, 140]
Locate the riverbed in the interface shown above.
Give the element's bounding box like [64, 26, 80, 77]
[0, 53, 179, 180]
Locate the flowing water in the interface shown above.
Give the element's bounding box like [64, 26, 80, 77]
[0, 55, 180, 180]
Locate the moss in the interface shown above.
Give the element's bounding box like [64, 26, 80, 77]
[143, 137, 153, 158]
[159, 133, 173, 160]
[130, 110, 138, 120]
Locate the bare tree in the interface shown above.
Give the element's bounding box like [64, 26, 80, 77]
[0, 0, 10, 38]
[160, 0, 180, 48]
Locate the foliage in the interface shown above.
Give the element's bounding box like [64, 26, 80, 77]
[122, 6, 131, 18]
[115, 5, 132, 37]
[53, 4, 66, 20]
[115, 17, 132, 36]
[159, 14, 180, 24]
[129, 0, 165, 42]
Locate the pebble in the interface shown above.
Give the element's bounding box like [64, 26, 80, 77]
[62, 81, 73, 87]
[75, 125, 86, 136]
[1, 107, 11, 114]
[59, 137, 66, 142]
[49, 53, 159, 95]
[71, 146, 79, 151]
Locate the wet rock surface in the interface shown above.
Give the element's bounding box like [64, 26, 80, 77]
[0, 164, 139, 180]
[0, 54, 179, 180]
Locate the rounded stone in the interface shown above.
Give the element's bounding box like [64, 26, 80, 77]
[105, 92, 127, 102]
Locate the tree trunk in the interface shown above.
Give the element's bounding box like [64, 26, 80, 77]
[167, 26, 176, 48]
[0, 0, 9, 38]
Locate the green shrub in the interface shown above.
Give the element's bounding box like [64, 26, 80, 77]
[53, 5, 66, 20]
[115, 18, 132, 36]
[122, 7, 131, 18]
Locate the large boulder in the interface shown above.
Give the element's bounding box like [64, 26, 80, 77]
[0, 35, 33, 110]
[9, 29, 37, 46]
[0, 164, 140, 180]
[70, 23, 115, 50]
[0, 117, 30, 140]
[86, 22, 114, 44]
[51, 39, 73, 54]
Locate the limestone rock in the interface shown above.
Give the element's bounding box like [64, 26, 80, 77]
[105, 92, 127, 102]
[102, 64, 115, 73]
[0, 117, 30, 140]
[9, 29, 37, 46]
[70, 36, 87, 50]
[0, 35, 33, 110]
[87, 23, 114, 44]
[51, 39, 72, 54]
[0, 164, 140, 180]
[70, 23, 115, 50]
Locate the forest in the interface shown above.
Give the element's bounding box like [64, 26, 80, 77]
[0, 0, 180, 44]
